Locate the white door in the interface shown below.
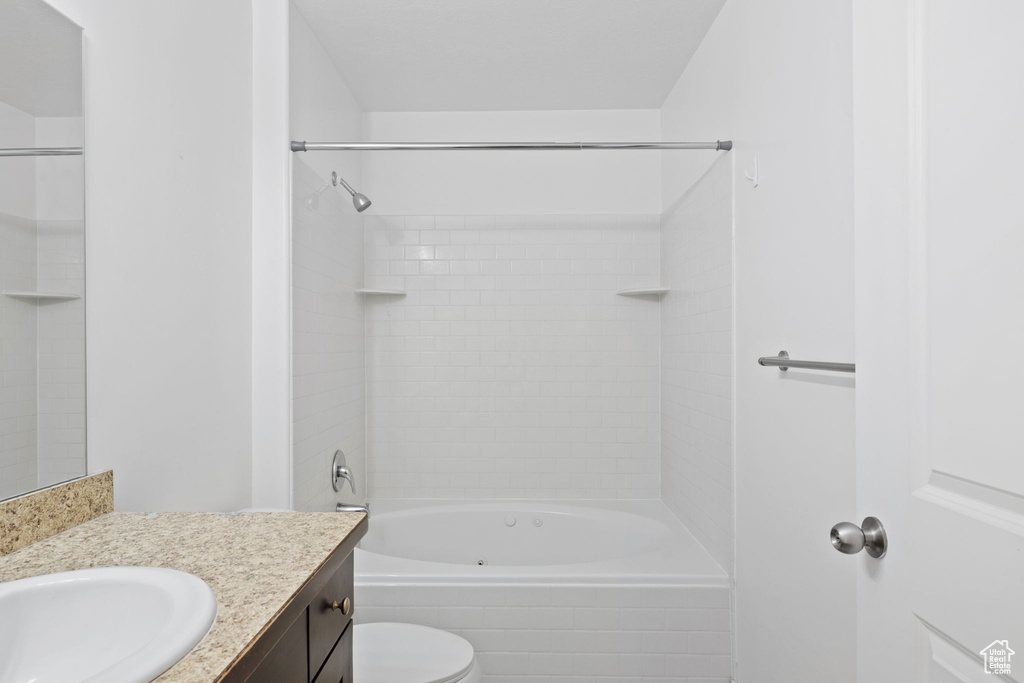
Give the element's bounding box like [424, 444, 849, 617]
[854, 1, 1024, 681]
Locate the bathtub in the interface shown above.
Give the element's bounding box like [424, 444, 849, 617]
[355, 500, 732, 682]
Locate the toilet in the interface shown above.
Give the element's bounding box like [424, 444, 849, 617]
[236, 510, 480, 681]
[354, 622, 482, 683]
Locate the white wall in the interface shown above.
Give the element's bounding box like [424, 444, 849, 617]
[661, 0, 856, 680]
[289, 3, 363, 190]
[289, 2, 366, 511]
[660, 156, 733, 573]
[44, 0, 256, 512]
[250, 0, 292, 511]
[362, 110, 661, 216]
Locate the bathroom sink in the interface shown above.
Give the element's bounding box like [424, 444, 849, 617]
[0, 566, 217, 683]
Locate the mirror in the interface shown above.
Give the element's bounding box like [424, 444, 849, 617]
[0, 0, 85, 500]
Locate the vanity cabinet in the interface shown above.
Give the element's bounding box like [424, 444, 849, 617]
[245, 612, 308, 683]
[312, 618, 353, 683]
[307, 556, 355, 680]
[223, 521, 365, 683]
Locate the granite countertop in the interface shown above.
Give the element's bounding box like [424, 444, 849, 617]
[0, 511, 366, 682]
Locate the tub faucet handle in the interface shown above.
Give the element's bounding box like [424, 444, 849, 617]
[335, 465, 355, 494]
[331, 450, 356, 494]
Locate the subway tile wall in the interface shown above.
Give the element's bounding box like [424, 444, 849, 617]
[357, 582, 732, 682]
[291, 159, 366, 511]
[364, 215, 662, 499]
[35, 219, 86, 489]
[660, 158, 734, 573]
[0, 212, 38, 499]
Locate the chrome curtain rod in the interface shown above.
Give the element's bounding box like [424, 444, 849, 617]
[758, 350, 855, 374]
[291, 140, 732, 152]
[0, 147, 82, 157]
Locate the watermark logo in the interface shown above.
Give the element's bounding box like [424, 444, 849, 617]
[981, 640, 1014, 675]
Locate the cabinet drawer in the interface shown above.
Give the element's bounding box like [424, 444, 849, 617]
[308, 554, 354, 681]
[312, 620, 352, 683]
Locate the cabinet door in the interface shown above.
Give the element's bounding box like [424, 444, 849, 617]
[246, 609, 308, 683]
[312, 621, 352, 683]
[308, 556, 354, 680]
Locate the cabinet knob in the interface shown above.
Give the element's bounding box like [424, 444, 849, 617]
[330, 597, 352, 615]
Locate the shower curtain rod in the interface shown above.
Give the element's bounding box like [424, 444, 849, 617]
[0, 147, 82, 157]
[291, 140, 732, 152]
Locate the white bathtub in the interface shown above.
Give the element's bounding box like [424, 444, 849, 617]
[356, 499, 727, 584]
[355, 501, 732, 682]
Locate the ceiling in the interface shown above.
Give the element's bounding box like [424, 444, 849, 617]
[291, 0, 727, 112]
[0, 0, 82, 117]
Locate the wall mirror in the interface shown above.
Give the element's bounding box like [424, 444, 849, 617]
[0, 0, 85, 501]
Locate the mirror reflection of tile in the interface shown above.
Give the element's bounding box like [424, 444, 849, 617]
[0, 0, 86, 503]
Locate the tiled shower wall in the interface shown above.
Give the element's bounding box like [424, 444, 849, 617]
[660, 157, 734, 571]
[1, 110, 85, 500]
[36, 219, 86, 488]
[291, 159, 366, 511]
[364, 214, 662, 499]
[357, 582, 732, 683]
[0, 212, 38, 499]
[0, 216, 82, 496]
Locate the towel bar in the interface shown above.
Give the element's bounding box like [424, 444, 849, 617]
[758, 350, 855, 373]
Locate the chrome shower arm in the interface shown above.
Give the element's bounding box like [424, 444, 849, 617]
[333, 173, 357, 196]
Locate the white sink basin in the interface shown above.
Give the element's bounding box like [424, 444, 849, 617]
[0, 566, 217, 683]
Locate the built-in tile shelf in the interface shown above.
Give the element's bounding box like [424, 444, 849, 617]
[356, 289, 406, 296]
[616, 287, 669, 298]
[3, 291, 81, 302]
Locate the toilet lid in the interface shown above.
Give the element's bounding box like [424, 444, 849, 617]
[354, 622, 475, 683]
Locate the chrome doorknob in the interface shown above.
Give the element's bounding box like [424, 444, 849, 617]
[830, 516, 887, 559]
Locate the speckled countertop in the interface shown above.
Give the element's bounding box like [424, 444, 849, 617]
[0, 511, 366, 682]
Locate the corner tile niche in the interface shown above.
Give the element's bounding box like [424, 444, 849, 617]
[0, 471, 113, 557]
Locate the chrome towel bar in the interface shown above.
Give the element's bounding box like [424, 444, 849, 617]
[758, 350, 855, 374]
[0, 147, 82, 157]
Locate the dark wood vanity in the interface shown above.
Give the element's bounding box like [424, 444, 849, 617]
[0, 503, 368, 683]
[223, 520, 365, 683]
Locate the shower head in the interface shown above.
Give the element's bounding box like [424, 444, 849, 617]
[351, 192, 372, 213]
[333, 172, 372, 213]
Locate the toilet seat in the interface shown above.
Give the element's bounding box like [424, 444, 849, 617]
[354, 622, 477, 683]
